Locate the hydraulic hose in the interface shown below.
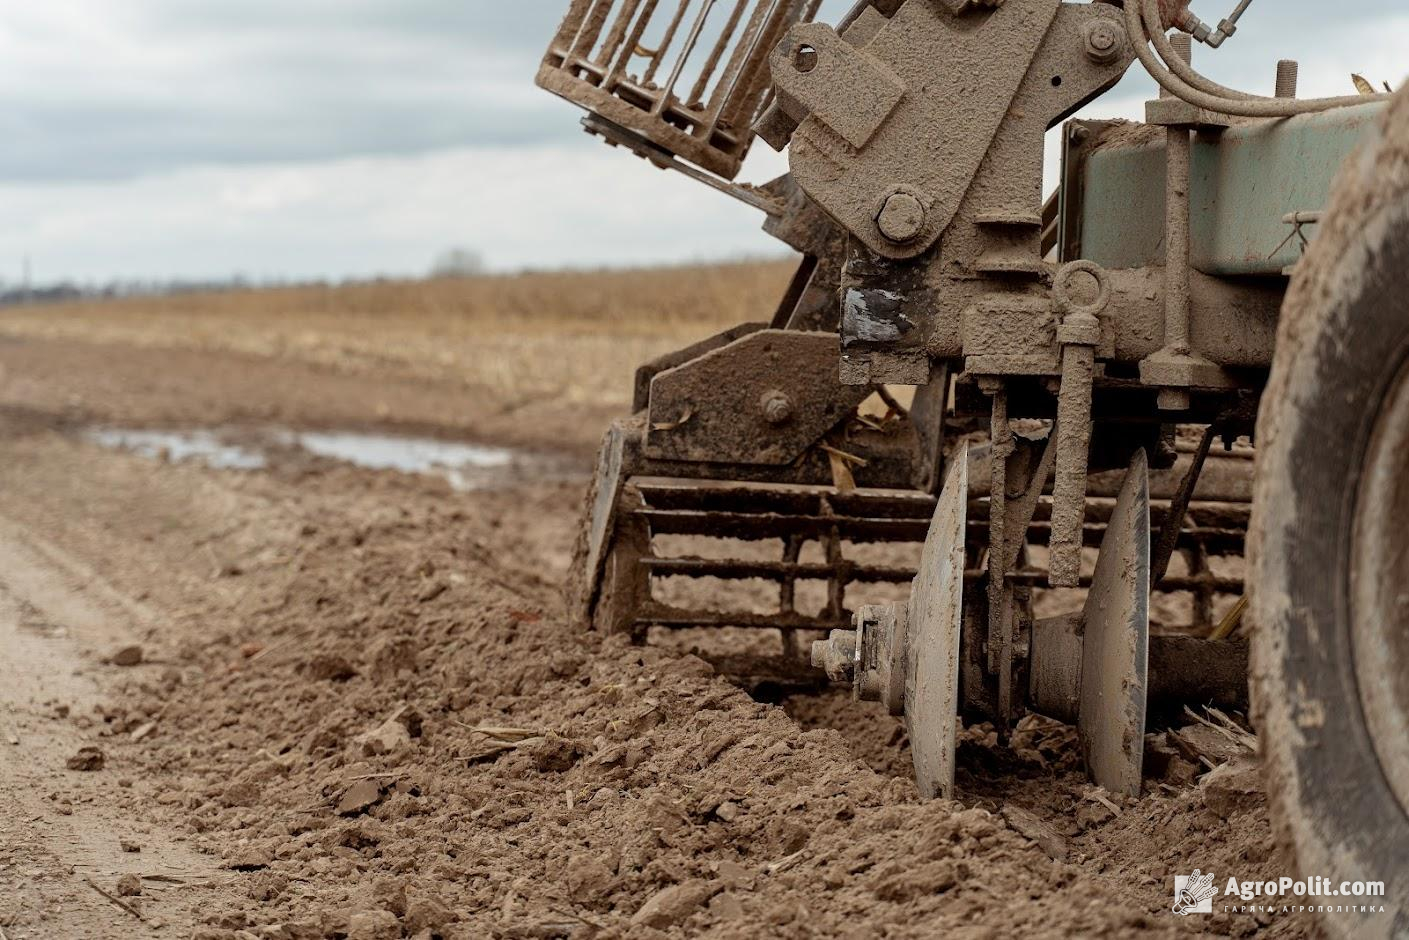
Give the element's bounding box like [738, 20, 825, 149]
[1125, 0, 1393, 117]
[1142, 0, 1257, 100]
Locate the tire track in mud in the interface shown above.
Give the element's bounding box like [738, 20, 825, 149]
[0, 516, 225, 938]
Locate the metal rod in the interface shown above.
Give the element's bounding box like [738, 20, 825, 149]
[820, 495, 847, 620]
[568, 0, 617, 61]
[641, 556, 1244, 593]
[606, 0, 662, 88]
[721, 0, 796, 129]
[701, 0, 772, 133]
[654, 0, 722, 115]
[643, 0, 692, 85]
[1152, 424, 1215, 583]
[599, 0, 647, 69]
[777, 534, 803, 657]
[1163, 31, 1194, 357]
[986, 387, 1011, 674]
[1049, 346, 1095, 587]
[688, 0, 749, 108]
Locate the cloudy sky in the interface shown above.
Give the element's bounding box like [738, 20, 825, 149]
[0, 1, 1404, 285]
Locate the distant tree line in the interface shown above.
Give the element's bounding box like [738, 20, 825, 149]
[0, 247, 488, 309]
[0, 275, 322, 308]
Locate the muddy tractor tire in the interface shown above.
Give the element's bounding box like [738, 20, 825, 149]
[1250, 89, 1409, 933]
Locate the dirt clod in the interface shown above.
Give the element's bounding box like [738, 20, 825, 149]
[116, 873, 142, 897]
[65, 745, 105, 771]
[528, 733, 582, 773]
[629, 880, 721, 929]
[303, 654, 357, 682]
[1001, 805, 1068, 861]
[1200, 756, 1263, 816]
[344, 909, 400, 940]
[404, 894, 455, 933]
[337, 778, 386, 816]
[565, 854, 615, 903]
[110, 644, 144, 667]
[355, 714, 412, 757]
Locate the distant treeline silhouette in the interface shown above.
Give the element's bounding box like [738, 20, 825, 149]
[0, 275, 389, 308]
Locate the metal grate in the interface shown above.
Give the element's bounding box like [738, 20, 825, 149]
[537, 0, 821, 179]
[611, 447, 1252, 644]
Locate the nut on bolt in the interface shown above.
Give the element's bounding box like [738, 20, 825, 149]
[810, 629, 857, 682]
[876, 191, 925, 243]
[1082, 19, 1124, 64]
[760, 389, 793, 425]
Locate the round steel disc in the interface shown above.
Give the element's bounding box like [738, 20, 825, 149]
[1078, 447, 1150, 797]
[904, 442, 968, 800]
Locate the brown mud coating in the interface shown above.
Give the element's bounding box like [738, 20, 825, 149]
[0, 278, 1308, 938]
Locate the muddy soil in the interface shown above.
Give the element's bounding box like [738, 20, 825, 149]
[0, 333, 1312, 939]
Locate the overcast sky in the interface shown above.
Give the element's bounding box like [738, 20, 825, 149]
[0, 1, 1404, 284]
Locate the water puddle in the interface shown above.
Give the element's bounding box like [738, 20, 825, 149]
[85, 428, 267, 470]
[83, 426, 581, 491]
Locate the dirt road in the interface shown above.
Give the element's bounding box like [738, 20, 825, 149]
[0, 308, 1312, 938]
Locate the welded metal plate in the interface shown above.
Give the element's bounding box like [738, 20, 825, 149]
[905, 442, 968, 800]
[1079, 448, 1150, 797]
[644, 330, 870, 466]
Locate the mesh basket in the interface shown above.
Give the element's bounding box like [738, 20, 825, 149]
[537, 0, 823, 179]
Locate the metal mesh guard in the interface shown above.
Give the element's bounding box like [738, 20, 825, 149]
[537, 0, 820, 179]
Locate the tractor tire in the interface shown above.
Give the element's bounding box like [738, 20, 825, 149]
[1250, 88, 1409, 936]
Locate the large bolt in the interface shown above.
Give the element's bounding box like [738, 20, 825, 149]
[1275, 59, 1299, 99]
[1168, 31, 1193, 65]
[810, 629, 857, 682]
[760, 389, 793, 424]
[876, 192, 925, 243]
[1161, 31, 1192, 100]
[1083, 20, 1124, 65]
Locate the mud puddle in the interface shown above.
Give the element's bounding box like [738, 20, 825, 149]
[83, 425, 586, 490]
[84, 427, 266, 470]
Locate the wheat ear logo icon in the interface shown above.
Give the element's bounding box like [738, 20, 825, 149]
[1173, 870, 1217, 915]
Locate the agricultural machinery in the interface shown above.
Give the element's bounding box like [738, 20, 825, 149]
[536, 0, 1406, 929]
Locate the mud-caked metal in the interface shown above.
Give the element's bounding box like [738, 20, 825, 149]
[538, 2, 1406, 921]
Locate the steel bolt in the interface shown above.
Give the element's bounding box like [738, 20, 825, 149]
[1275, 59, 1299, 99]
[760, 389, 793, 424]
[1083, 20, 1123, 65]
[876, 192, 925, 243]
[1169, 31, 1193, 65]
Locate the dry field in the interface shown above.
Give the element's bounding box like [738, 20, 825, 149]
[0, 261, 1311, 939]
[0, 261, 794, 445]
